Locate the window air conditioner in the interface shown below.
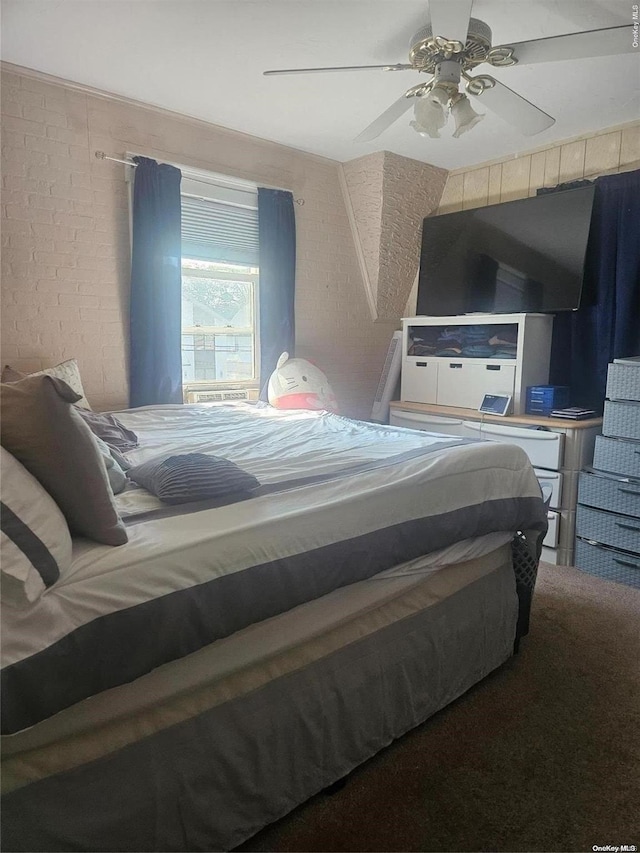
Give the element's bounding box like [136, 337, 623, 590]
[187, 389, 258, 403]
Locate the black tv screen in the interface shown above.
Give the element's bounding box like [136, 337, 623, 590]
[416, 185, 595, 316]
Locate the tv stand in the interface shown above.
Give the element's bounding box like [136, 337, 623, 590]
[401, 313, 553, 415]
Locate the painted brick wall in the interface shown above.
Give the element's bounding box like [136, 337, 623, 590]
[1, 66, 398, 417]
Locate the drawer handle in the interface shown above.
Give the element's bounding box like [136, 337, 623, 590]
[486, 365, 501, 371]
[449, 363, 462, 369]
[416, 362, 428, 367]
[618, 487, 640, 496]
[614, 522, 640, 532]
[613, 557, 640, 570]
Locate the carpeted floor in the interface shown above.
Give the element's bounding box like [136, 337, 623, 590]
[237, 563, 640, 853]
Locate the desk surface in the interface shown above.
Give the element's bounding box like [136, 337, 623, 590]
[389, 400, 603, 430]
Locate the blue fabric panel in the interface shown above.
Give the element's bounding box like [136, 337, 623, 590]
[129, 157, 183, 407]
[257, 188, 296, 396]
[548, 169, 640, 412]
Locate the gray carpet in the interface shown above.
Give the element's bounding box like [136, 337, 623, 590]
[238, 563, 640, 852]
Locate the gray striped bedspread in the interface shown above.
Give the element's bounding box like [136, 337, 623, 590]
[1, 404, 547, 734]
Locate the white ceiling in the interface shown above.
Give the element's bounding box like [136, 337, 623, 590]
[2, 0, 638, 170]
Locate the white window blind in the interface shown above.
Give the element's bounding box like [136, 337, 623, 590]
[181, 196, 259, 266]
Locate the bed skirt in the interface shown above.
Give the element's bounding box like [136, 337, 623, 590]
[1, 541, 533, 852]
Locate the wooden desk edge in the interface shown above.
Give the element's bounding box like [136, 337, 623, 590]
[389, 401, 603, 430]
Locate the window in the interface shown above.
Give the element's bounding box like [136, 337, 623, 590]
[180, 178, 259, 390]
[181, 259, 259, 386]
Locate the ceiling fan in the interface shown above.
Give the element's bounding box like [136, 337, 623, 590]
[263, 1, 633, 141]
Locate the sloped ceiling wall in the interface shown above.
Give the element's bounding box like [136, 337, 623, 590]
[341, 151, 447, 321]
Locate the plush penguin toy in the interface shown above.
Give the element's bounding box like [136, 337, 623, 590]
[267, 352, 338, 413]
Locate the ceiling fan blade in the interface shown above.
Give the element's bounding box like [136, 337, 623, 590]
[263, 63, 413, 76]
[354, 95, 415, 142]
[428, 0, 473, 44]
[469, 77, 555, 136]
[496, 25, 634, 65]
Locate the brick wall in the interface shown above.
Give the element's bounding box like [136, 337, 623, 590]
[1, 66, 398, 417]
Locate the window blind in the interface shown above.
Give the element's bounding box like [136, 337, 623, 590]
[181, 196, 259, 265]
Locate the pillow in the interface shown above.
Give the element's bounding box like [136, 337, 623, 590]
[1, 448, 72, 607]
[128, 453, 260, 505]
[0, 375, 127, 546]
[93, 435, 127, 495]
[1, 359, 91, 409]
[74, 408, 138, 452]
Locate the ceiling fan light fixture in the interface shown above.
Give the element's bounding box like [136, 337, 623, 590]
[429, 82, 453, 107]
[411, 96, 447, 138]
[451, 93, 484, 137]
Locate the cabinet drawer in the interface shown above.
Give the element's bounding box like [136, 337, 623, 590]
[401, 360, 438, 405]
[543, 510, 559, 547]
[462, 421, 563, 470]
[606, 362, 640, 402]
[603, 400, 640, 441]
[437, 362, 515, 409]
[389, 411, 467, 437]
[578, 471, 640, 518]
[575, 539, 640, 588]
[534, 468, 562, 509]
[576, 505, 640, 553]
[592, 435, 640, 478]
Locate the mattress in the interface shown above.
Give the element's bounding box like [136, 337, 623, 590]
[1, 404, 547, 735]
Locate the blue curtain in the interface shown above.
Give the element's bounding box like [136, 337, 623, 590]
[257, 188, 296, 396]
[129, 157, 183, 407]
[548, 169, 640, 412]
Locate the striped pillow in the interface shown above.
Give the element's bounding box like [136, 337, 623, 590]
[1, 448, 72, 607]
[128, 453, 260, 505]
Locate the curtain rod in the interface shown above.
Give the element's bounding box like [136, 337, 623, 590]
[93, 151, 304, 204]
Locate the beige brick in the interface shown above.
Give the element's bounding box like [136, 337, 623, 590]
[22, 106, 68, 127]
[58, 293, 99, 307]
[25, 135, 70, 158]
[2, 101, 23, 119]
[2, 115, 46, 138]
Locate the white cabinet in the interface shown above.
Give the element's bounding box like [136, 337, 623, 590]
[389, 401, 602, 567]
[401, 313, 553, 415]
[461, 420, 564, 470]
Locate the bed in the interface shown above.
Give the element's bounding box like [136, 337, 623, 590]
[0, 401, 547, 852]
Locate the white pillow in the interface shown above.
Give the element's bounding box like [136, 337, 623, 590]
[2, 358, 91, 409]
[0, 447, 72, 607]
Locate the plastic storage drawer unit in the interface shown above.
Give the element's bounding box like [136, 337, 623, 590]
[606, 362, 640, 402]
[574, 539, 640, 588]
[578, 471, 640, 517]
[603, 400, 640, 441]
[592, 435, 640, 479]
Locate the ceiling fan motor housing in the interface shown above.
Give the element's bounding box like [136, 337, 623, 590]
[409, 18, 493, 71]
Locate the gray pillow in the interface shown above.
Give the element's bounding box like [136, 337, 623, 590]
[0, 375, 127, 546]
[128, 453, 260, 505]
[74, 408, 138, 453]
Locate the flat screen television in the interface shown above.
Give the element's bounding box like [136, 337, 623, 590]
[416, 184, 595, 316]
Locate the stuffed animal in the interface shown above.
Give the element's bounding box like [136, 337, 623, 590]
[267, 352, 338, 413]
